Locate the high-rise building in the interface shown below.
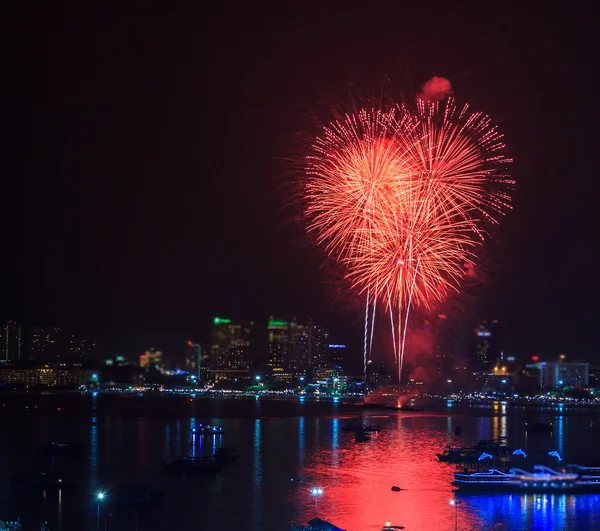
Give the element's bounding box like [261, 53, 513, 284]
[184, 341, 206, 380]
[539, 359, 589, 389]
[1, 321, 22, 362]
[267, 317, 288, 377]
[305, 319, 329, 369]
[471, 320, 496, 373]
[288, 320, 307, 373]
[29, 327, 62, 360]
[68, 334, 98, 359]
[328, 344, 346, 367]
[210, 317, 253, 380]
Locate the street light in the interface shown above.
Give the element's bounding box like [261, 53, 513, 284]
[255, 375, 261, 381]
[96, 491, 106, 531]
[310, 487, 324, 518]
[449, 499, 462, 531]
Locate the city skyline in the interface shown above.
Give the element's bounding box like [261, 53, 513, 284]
[9, 4, 599, 366]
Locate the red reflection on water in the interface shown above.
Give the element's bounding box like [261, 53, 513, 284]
[295, 413, 483, 531]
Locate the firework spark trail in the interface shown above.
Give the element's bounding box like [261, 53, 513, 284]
[387, 292, 397, 371]
[400, 255, 421, 382]
[304, 97, 513, 382]
[369, 287, 377, 354]
[363, 288, 370, 383]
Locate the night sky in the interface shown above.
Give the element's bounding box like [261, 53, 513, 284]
[7, 4, 598, 364]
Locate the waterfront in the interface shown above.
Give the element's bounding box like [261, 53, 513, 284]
[2, 396, 600, 530]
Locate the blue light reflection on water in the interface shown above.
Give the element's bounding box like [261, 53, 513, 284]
[174, 419, 181, 456]
[252, 418, 263, 530]
[189, 417, 196, 457]
[88, 417, 98, 490]
[164, 423, 171, 460]
[556, 413, 565, 459]
[463, 493, 600, 531]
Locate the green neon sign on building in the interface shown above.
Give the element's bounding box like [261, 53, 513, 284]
[268, 319, 288, 327]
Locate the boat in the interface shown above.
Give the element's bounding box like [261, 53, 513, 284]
[453, 465, 600, 493]
[355, 429, 371, 443]
[162, 456, 224, 475]
[12, 472, 76, 492]
[437, 439, 510, 463]
[437, 446, 478, 463]
[192, 424, 224, 435]
[37, 441, 82, 455]
[566, 465, 600, 487]
[111, 484, 163, 505]
[213, 447, 239, 463]
[342, 423, 380, 433]
[525, 421, 553, 434]
[382, 522, 405, 530]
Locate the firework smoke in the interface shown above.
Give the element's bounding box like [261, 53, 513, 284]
[418, 76, 453, 102]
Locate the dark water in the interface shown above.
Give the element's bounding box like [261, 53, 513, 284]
[1, 396, 600, 530]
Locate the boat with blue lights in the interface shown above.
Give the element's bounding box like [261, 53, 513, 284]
[453, 465, 600, 493]
[191, 424, 224, 435]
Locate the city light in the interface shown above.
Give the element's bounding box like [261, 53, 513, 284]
[97, 492, 104, 500]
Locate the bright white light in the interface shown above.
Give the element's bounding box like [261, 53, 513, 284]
[97, 492, 105, 500]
